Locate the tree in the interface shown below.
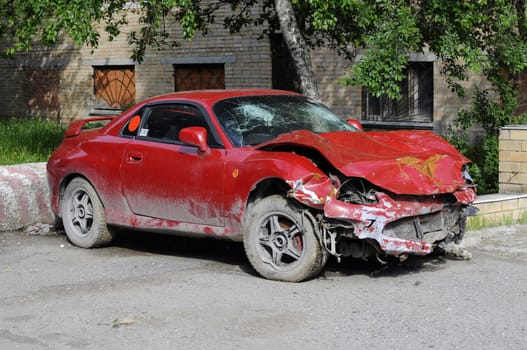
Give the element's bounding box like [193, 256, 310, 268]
[274, 0, 319, 100]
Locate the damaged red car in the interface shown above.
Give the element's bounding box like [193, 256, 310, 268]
[47, 89, 477, 282]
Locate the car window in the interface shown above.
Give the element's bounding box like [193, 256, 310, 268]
[138, 104, 221, 147]
[213, 95, 358, 146]
[122, 114, 142, 137]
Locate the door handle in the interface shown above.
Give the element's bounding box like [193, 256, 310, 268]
[126, 151, 143, 163]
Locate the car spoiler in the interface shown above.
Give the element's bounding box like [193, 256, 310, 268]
[64, 116, 116, 138]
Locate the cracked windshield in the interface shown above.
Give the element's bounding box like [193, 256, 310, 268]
[214, 95, 358, 146]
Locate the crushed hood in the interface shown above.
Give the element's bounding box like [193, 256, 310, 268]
[256, 130, 470, 195]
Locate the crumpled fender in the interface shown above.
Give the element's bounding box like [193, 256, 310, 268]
[287, 172, 477, 256]
[286, 173, 337, 209]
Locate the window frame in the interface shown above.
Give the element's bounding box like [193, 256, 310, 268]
[361, 61, 434, 129]
[173, 64, 225, 91]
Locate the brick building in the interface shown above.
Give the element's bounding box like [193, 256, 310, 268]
[0, 10, 484, 136]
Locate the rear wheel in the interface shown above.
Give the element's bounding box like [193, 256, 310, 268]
[243, 195, 326, 282]
[61, 177, 113, 248]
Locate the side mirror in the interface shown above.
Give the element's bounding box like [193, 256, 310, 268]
[347, 118, 363, 131]
[179, 126, 210, 156]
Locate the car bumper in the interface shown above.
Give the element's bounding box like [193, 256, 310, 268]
[322, 188, 477, 256]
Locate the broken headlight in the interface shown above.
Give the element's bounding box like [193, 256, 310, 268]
[337, 178, 378, 204]
[462, 164, 475, 186]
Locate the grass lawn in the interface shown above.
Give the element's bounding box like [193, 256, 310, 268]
[0, 118, 66, 165]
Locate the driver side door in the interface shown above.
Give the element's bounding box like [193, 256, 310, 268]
[120, 103, 226, 227]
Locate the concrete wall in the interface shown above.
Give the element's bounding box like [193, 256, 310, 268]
[499, 126, 527, 193]
[469, 193, 527, 228]
[467, 125, 527, 228]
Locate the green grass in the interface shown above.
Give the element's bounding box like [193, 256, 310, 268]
[0, 118, 66, 165]
[467, 210, 527, 231]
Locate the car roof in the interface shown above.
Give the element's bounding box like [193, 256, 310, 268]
[140, 89, 302, 106]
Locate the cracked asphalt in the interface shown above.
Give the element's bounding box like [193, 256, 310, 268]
[1, 225, 526, 349]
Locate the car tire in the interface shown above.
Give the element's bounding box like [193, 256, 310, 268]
[61, 177, 113, 248]
[243, 195, 326, 282]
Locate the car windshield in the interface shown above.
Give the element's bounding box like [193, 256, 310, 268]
[213, 94, 358, 146]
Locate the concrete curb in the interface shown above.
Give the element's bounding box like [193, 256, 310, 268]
[0, 162, 54, 231]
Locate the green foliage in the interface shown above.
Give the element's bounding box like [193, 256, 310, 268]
[340, 1, 421, 99]
[447, 85, 527, 194]
[450, 134, 499, 195]
[4, 1, 526, 104]
[0, 118, 65, 165]
[0, 0, 113, 56]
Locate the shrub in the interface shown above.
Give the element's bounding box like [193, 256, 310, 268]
[448, 87, 527, 194]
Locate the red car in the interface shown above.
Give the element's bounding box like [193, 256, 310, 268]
[47, 89, 477, 282]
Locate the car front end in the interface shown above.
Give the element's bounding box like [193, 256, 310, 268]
[286, 162, 477, 261]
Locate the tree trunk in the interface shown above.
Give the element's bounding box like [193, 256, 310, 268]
[274, 0, 320, 101]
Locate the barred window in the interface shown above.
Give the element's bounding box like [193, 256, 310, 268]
[173, 64, 225, 91]
[93, 66, 135, 110]
[363, 62, 433, 123]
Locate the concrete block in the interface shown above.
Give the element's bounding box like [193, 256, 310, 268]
[510, 152, 527, 163]
[475, 201, 502, 215]
[499, 161, 522, 172]
[499, 183, 524, 193]
[500, 140, 523, 151]
[501, 198, 520, 212]
[0, 163, 54, 231]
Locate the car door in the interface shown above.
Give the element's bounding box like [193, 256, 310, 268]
[120, 103, 226, 227]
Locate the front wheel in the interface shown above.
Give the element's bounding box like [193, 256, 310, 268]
[61, 177, 113, 248]
[243, 195, 326, 282]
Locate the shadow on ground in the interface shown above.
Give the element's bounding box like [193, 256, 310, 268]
[100, 228, 453, 281]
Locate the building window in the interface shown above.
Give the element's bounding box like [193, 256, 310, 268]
[23, 68, 61, 113]
[270, 34, 301, 93]
[93, 66, 135, 111]
[173, 64, 225, 91]
[363, 62, 433, 124]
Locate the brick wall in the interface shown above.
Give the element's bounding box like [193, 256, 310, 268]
[0, 8, 483, 129]
[311, 48, 362, 118]
[0, 9, 273, 121]
[469, 193, 527, 228]
[499, 126, 527, 193]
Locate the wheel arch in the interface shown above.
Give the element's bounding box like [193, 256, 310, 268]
[243, 177, 321, 232]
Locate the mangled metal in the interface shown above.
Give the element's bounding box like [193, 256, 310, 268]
[48, 89, 479, 282]
[287, 167, 477, 261]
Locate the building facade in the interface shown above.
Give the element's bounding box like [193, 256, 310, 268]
[0, 10, 484, 136]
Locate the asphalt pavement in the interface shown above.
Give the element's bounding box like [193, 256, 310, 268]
[1, 224, 527, 349]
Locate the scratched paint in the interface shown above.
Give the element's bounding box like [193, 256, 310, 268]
[286, 173, 336, 208]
